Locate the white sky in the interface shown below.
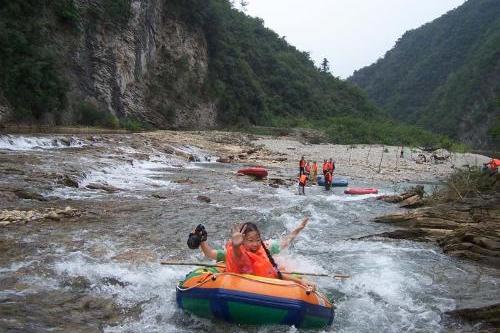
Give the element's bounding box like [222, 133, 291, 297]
[241, 0, 466, 78]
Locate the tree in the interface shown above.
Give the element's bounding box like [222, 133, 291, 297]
[320, 58, 330, 73]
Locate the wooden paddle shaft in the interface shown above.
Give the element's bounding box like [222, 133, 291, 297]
[159, 260, 350, 279]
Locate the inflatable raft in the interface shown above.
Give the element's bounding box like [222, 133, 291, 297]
[237, 167, 268, 178]
[344, 187, 378, 195]
[176, 266, 334, 328]
[316, 176, 348, 187]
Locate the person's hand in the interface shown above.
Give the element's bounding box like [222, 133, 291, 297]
[231, 224, 246, 247]
[297, 217, 309, 230]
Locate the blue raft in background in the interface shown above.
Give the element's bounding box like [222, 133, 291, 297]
[316, 176, 348, 187]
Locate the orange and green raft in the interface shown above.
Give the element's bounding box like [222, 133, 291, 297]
[176, 266, 335, 328]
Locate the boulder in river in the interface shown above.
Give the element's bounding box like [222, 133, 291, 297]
[445, 303, 500, 330]
[86, 183, 122, 193]
[196, 195, 211, 203]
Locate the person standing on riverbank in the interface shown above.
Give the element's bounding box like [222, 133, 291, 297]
[299, 156, 306, 176]
[311, 161, 318, 184]
[322, 159, 329, 176]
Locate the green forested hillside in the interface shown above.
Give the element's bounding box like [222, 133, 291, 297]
[0, 0, 453, 147]
[350, 0, 500, 149]
[166, 0, 381, 126]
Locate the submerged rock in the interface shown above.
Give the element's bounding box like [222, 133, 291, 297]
[445, 303, 500, 330]
[196, 195, 211, 203]
[86, 183, 122, 193]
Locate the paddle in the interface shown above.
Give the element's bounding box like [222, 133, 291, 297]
[159, 260, 350, 279]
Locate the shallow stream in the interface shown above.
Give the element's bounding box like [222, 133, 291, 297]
[0, 134, 498, 333]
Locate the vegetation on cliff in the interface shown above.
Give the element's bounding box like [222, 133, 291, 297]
[350, 0, 500, 149]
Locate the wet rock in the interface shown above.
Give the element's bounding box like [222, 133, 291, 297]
[86, 182, 121, 193]
[12, 188, 47, 201]
[174, 178, 194, 185]
[61, 175, 79, 188]
[163, 146, 175, 154]
[61, 275, 92, 290]
[59, 138, 71, 146]
[378, 186, 424, 204]
[217, 156, 233, 163]
[0, 190, 18, 203]
[445, 303, 500, 329]
[197, 195, 211, 203]
[151, 193, 169, 199]
[269, 178, 288, 186]
[78, 295, 119, 320]
[438, 223, 500, 267]
[101, 277, 129, 288]
[399, 195, 424, 208]
[0, 207, 81, 226]
[47, 211, 61, 221]
[374, 194, 500, 268]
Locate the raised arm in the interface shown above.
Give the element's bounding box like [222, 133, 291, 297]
[280, 217, 309, 249]
[200, 241, 218, 260]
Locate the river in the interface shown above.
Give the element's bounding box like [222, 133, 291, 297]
[0, 133, 498, 333]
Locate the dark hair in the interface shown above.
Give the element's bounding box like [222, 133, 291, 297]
[240, 223, 283, 279]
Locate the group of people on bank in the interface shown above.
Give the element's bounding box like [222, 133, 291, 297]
[298, 156, 336, 195]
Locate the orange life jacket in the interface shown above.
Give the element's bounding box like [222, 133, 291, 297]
[488, 159, 500, 169]
[312, 163, 318, 172]
[322, 163, 329, 172]
[305, 164, 311, 173]
[299, 159, 305, 167]
[299, 174, 307, 185]
[225, 241, 277, 278]
[325, 172, 332, 183]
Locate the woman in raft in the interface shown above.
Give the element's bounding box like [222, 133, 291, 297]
[193, 218, 309, 280]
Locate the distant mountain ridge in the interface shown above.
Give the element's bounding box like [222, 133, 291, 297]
[350, 0, 500, 149]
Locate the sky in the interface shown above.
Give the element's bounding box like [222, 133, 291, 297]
[240, 0, 466, 78]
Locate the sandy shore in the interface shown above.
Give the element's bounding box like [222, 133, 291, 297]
[253, 137, 491, 183]
[143, 130, 491, 184]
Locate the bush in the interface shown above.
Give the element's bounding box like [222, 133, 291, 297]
[442, 166, 496, 201]
[120, 118, 144, 131]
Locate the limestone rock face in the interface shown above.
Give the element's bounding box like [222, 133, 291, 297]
[64, 0, 217, 128]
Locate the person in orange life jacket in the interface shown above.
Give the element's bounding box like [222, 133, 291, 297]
[304, 161, 311, 180]
[298, 173, 307, 195]
[311, 161, 318, 184]
[324, 171, 332, 190]
[329, 158, 335, 173]
[196, 218, 310, 279]
[483, 158, 500, 175]
[299, 156, 306, 176]
[322, 159, 329, 176]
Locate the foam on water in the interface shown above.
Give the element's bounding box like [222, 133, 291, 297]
[0, 135, 87, 151]
[173, 144, 219, 163]
[53, 252, 190, 333]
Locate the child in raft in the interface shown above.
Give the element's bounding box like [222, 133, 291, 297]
[195, 218, 313, 286]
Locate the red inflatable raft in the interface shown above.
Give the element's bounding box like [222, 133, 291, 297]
[237, 167, 268, 178]
[344, 187, 378, 195]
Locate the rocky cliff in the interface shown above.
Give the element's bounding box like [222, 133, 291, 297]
[66, 0, 217, 128]
[0, 0, 216, 129]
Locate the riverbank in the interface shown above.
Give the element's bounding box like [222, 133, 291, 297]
[145, 130, 491, 183]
